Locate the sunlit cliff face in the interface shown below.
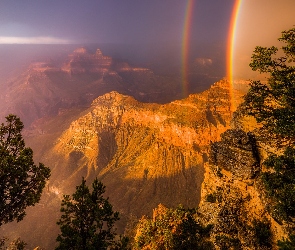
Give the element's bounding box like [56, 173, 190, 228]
[47, 79, 246, 208]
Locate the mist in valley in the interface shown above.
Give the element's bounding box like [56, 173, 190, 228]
[0, 41, 227, 97]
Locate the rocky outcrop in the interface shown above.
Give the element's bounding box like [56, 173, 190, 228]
[210, 129, 260, 179]
[0, 79, 247, 249]
[49, 80, 235, 218]
[198, 129, 288, 249]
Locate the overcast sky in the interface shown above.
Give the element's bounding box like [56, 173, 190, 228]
[0, 0, 294, 80]
[0, 0, 234, 44]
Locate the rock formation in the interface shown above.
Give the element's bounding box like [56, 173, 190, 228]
[0, 45, 253, 248]
[48, 80, 235, 217]
[1, 79, 245, 249]
[198, 129, 289, 248]
[62, 48, 112, 74]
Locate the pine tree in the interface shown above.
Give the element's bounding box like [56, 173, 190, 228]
[0, 114, 50, 225]
[56, 177, 119, 250]
[133, 204, 213, 250]
[241, 28, 295, 144]
[240, 27, 295, 245]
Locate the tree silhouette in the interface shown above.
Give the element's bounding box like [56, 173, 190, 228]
[56, 177, 119, 250]
[240, 27, 295, 239]
[0, 114, 50, 225]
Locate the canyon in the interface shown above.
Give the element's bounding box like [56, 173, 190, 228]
[2, 47, 279, 249]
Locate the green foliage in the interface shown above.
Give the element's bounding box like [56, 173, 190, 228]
[133, 204, 213, 250]
[241, 27, 295, 222]
[261, 147, 295, 222]
[277, 234, 295, 250]
[0, 114, 50, 225]
[110, 235, 130, 250]
[241, 28, 295, 143]
[215, 235, 241, 250]
[240, 26, 295, 247]
[251, 218, 272, 248]
[56, 177, 120, 250]
[205, 193, 216, 203]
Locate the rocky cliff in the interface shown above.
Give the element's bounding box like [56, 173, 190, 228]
[197, 128, 289, 249]
[0, 79, 246, 249]
[49, 80, 235, 216]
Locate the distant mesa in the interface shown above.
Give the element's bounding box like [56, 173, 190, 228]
[95, 48, 103, 58]
[27, 47, 151, 76]
[0, 46, 185, 127]
[29, 62, 57, 72]
[62, 47, 112, 74]
[72, 47, 87, 54]
[63, 47, 150, 74]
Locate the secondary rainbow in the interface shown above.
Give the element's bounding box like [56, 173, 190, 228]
[227, 0, 242, 111]
[182, 0, 195, 98]
[182, 0, 242, 103]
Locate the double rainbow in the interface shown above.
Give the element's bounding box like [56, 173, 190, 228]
[181, 0, 242, 110]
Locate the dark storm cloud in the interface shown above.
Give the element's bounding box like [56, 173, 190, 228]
[0, 0, 235, 44]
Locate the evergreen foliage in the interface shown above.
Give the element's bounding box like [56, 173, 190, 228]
[241, 28, 295, 144]
[56, 177, 119, 250]
[0, 114, 50, 225]
[262, 146, 295, 222]
[133, 204, 213, 250]
[240, 27, 295, 244]
[278, 234, 295, 250]
[251, 218, 272, 248]
[205, 193, 217, 203]
[215, 235, 241, 250]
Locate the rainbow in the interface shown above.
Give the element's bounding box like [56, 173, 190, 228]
[227, 0, 242, 111]
[181, 0, 242, 104]
[181, 0, 195, 98]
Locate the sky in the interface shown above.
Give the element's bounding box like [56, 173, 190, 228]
[233, 0, 295, 80]
[0, 0, 234, 44]
[0, 0, 294, 81]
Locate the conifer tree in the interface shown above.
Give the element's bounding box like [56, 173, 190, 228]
[0, 114, 50, 225]
[56, 177, 119, 250]
[241, 27, 295, 144]
[240, 27, 295, 244]
[133, 204, 213, 250]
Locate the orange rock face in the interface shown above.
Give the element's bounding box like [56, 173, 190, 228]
[1, 65, 248, 248]
[47, 80, 241, 220]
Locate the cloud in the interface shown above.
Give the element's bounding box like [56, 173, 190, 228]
[0, 36, 73, 44]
